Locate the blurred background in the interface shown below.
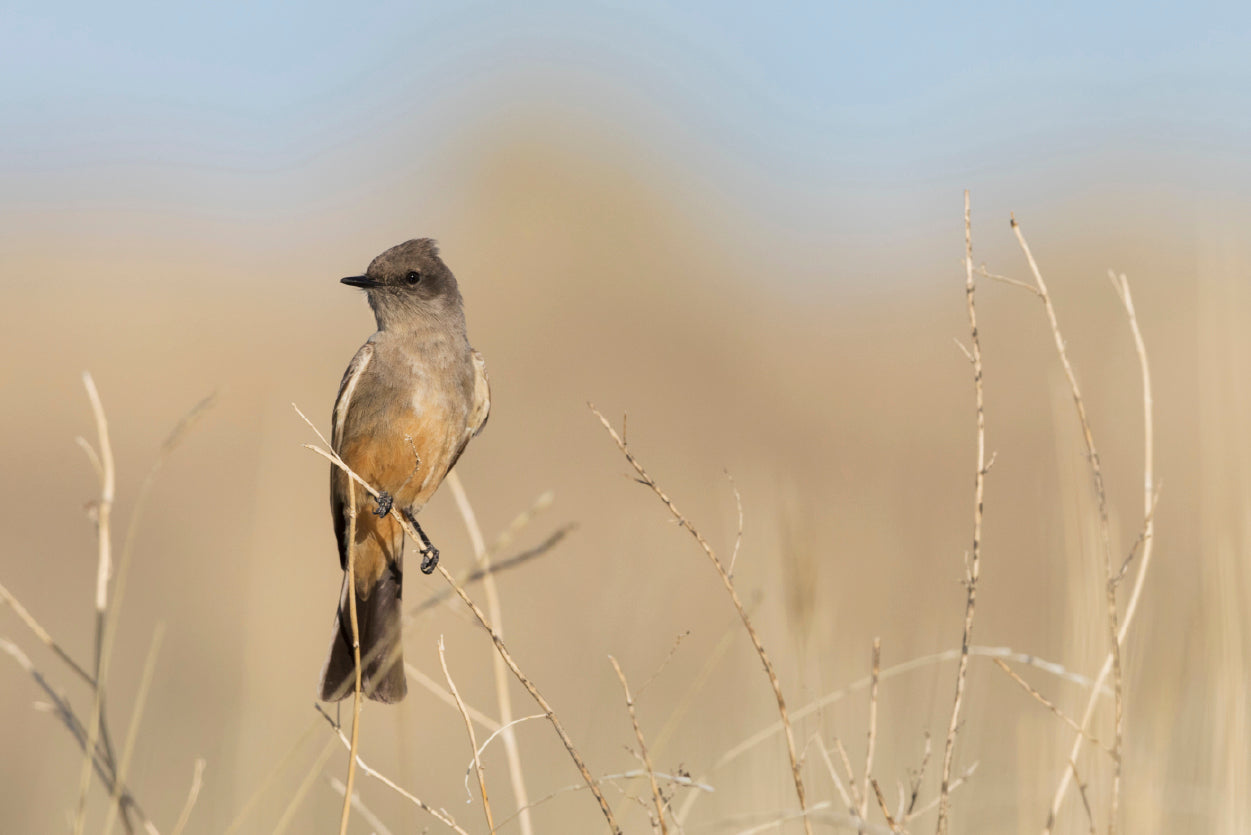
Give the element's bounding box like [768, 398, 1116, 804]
[1, 2, 1248, 833]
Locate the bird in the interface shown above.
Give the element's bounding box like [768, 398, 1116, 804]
[320, 239, 490, 703]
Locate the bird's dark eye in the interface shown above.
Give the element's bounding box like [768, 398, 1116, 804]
[405, 270, 421, 285]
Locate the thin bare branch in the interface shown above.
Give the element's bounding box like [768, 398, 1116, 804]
[610, 655, 670, 834]
[591, 404, 812, 835]
[448, 472, 532, 835]
[937, 191, 988, 835]
[74, 371, 117, 835]
[315, 705, 470, 833]
[440, 635, 496, 832]
[102, 625, 164, 835]
[992, 659, 1110, 752]
[337, 471, 364, 835]
[870, 779, 902, 834]
[862, 639, 881, 821]
[169, 759, 206, 835]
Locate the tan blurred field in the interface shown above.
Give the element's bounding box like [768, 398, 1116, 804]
[0, 132, 1248, 834]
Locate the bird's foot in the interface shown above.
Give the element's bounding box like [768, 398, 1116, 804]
[407, 515, 441, 574]
[419, 544, 440, 575]
[372, 491, 394, 517]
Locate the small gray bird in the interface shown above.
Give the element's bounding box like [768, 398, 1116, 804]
[320, 239, 490, 703]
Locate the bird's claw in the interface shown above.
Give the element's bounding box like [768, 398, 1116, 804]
[373, 491, 394, 517]
[419, 546, 440, 574]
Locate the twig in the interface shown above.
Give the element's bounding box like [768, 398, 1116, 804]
[1, 639, 156, 831]
[440, 635, 496, 832]
[862, 639, 881, 821]
[1070, 758, 1097, 835]
[466, 714, 547, 771]
[937, 192, 988, 835]
[0, 579, 95, 686]
[590, 404, 812, 835]
[74, 371, 118, 835]
[102, 625, 165, 835]
[296, 407, 621, 834]
[338, 471, 364, 835]
[992, 659, 1110, 753]
[609, 655, 669, 834]
[870, 779, 902, 834]
[639, 630, 691, 698]
[169, 759, 206, 835]
[493, 771, 713, 831]
[316, 704, 470, 833]
[1005, 224, 1156, 835]
[679, 645, 1099, 823]
[448, 472, 532, 835]
[812, 735, 856, 815]
[726, 472, 745, 578]
[974, 265, 1041, 296]
[833, 737, 865, 815]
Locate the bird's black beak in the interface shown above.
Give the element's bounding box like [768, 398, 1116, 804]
[340, 275, 378, 288]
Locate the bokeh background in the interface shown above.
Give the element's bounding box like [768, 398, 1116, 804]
[2, 2, 1249, 833]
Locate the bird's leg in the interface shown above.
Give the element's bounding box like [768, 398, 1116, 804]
[372, 491, 394, 517]
[403, 510, 440, 574]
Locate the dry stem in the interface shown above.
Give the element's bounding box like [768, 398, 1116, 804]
[169, 759, 206, 835]
[862, 638, 881, 822]
[316, 705, 470, 833]
[992, 659, 1110, 753]
[1006, 220, 1156, 834]
[440, 635, 496, 832]
[936, 191, 988, 834]
[337, 473, 364, 835]
[609, 655, 669, 834]
[448, 472, 532, 835]
[590, 404, 812, 835]
[73, 371, 119, 835]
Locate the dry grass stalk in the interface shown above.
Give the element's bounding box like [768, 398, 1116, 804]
[813, 735, 857, 818]
[73, 371, 118, 835]
[169, 758, 206, 835]
[589, 404, 813, 835]
[315, 704, 470, 833]
[936, 191, 989, 835]
[296, 405, 622, 834]
[1069, 758, 1097, 835]
[440, 635, 496, 832]
[712, 644, 1103, 779]
[101, 625, 164, 835]
[991, 659, 1110, 753]
[448, 472, 533, 835]
[1004, 221, 1157, 833]
[870, 779, 902, 834]
[0, 639, 157, 832]
[862, 638, 881, 822]
[493, 770, 713, 831]
[609, 655, 669, 834]
[337, 471, 364, 835]
[0, 580, 95, 686]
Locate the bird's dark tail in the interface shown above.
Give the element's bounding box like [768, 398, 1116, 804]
[319, 568, 407, 703]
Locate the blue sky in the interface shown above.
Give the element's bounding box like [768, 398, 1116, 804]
[2, 1, 1249, 259]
